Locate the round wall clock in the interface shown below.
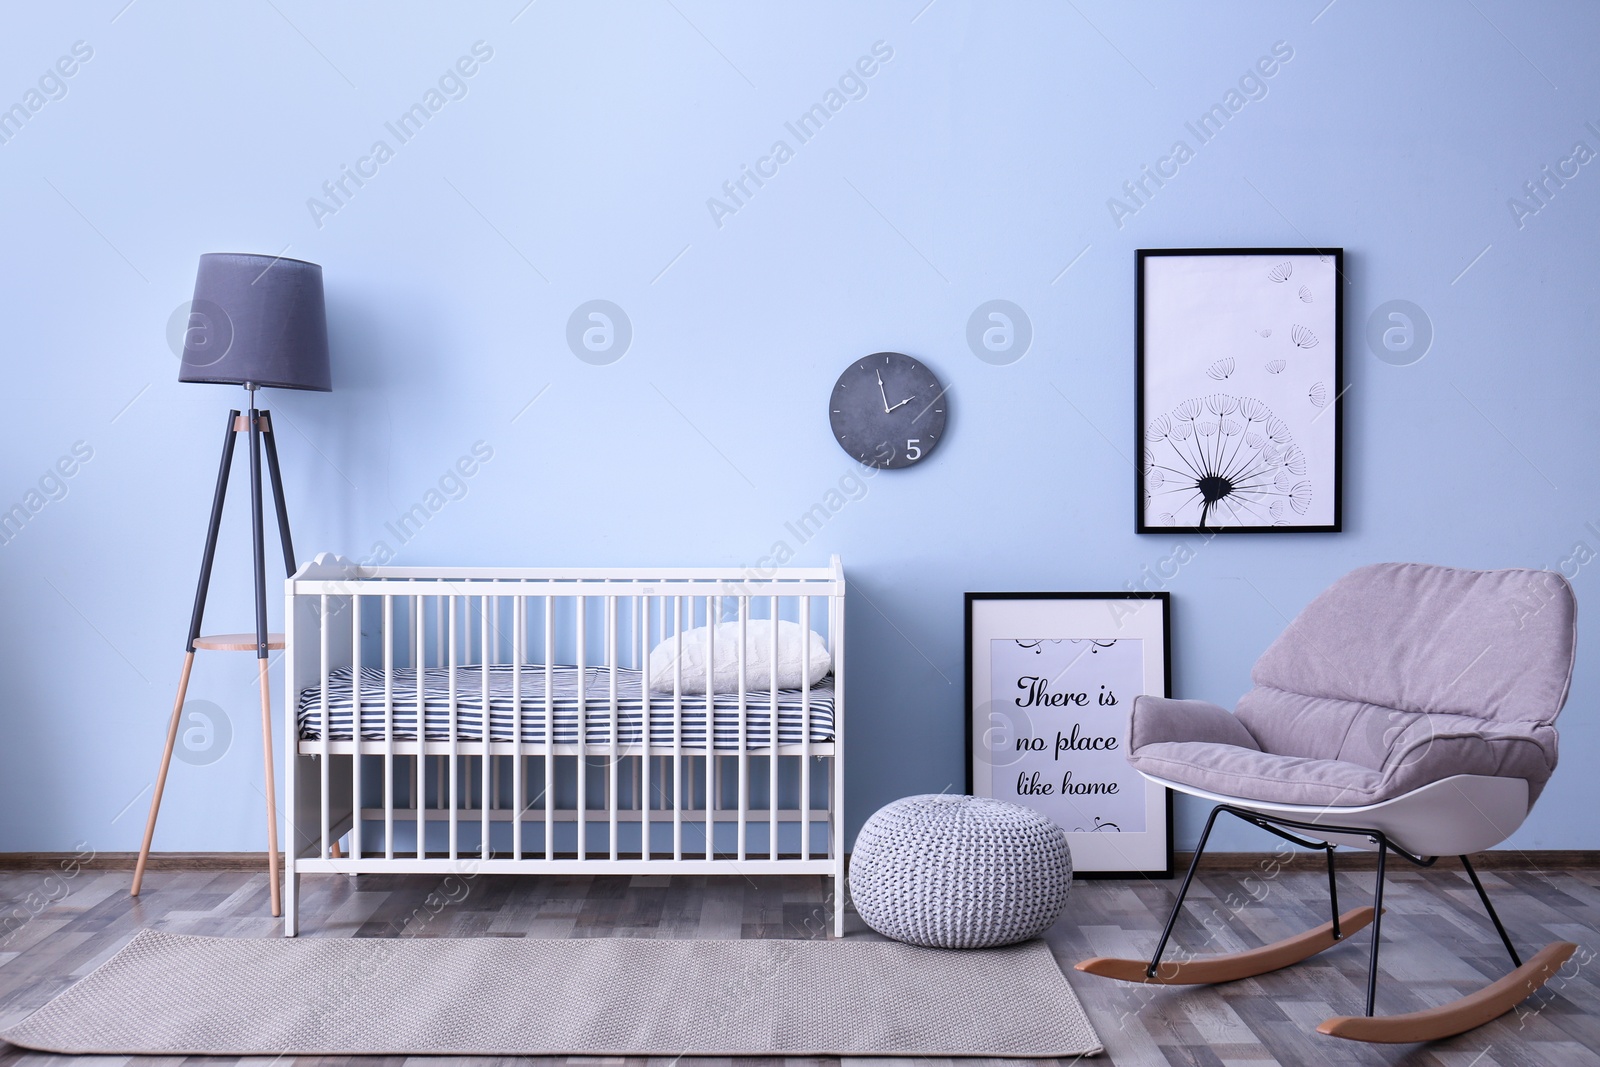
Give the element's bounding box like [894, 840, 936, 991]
[829, 352, 947, 469]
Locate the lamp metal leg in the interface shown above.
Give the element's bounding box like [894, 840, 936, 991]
[260, 414, 296, 576]
[184, 409, 241, 650]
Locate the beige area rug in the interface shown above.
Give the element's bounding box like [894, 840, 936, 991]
[4, 928, 1102, 1057]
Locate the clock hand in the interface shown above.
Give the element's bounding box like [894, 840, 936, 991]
[886, 395, 917, 413]
[875, 369, 892, 414]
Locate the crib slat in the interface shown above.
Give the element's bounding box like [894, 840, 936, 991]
[607, 595, 619, 861]
[482, 595, 492, 859]
[800, 595, 811, 861]
[435, 594, 444, 861]
[576, 596, 587, 860]
[672, 596, 683, 861]
[639, 595, 650, 860]
[512, 596, 524, 861]
[350, 594, 362, 860]
[350, 598, 363, 863]
[319, 594, 330, 860]
[706, 596, 717, 861]
[626, 595, 637, 857]
[737, 596, 748, 863]
[448, 596, 459, 860]
[770, 594, 779, 860]
[544, 596, 555, 862]
[383, 596, 395, 860]
[407, 585, 417, 837]
[416, 594, 426, 859]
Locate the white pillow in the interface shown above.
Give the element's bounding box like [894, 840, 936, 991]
[648, 619, 831, 694]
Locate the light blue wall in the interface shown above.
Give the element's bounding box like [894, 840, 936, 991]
[2, 2, 1596, 855]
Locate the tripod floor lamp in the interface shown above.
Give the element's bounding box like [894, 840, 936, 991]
[131, 253, 331, 917]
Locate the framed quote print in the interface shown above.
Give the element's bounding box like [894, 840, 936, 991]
[1137, 247, 1343, 533]
[965, 592, 1172, 878]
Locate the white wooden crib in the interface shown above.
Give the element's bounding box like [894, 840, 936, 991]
[283, 554, 846, 936]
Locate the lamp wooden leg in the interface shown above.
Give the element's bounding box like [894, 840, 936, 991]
[258, 658, 282, 917]
[330, 840, 343, 859]
[142, 409, 240, 898]
[132, 651, 197, 897]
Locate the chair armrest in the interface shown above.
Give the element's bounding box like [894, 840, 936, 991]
[1129, 696, 1260, 753]
[1382, 715, 1559, 804]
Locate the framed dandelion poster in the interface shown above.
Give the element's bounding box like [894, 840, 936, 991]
[966, 592, 1173, 877]
[1137, 247, 1343, 532]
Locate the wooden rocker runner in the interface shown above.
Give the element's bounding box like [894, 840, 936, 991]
[1075, 564, 1581, 1044]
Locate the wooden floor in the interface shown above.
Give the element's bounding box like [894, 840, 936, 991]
[0, 862, 1595, 1065]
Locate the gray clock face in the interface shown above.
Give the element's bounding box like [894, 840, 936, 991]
[829, 352, 947, 469]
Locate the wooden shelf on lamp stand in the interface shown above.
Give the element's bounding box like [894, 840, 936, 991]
[193, 633, 285, 652]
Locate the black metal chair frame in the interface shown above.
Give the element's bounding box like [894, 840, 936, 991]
[1148, 803, 1523, 1017]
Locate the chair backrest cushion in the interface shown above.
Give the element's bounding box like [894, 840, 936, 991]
[1235, 563, 1576, 783]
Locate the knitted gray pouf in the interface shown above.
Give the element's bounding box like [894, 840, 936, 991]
[849, 794, 1073, 949]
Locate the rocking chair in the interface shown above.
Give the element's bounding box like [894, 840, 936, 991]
[1076, 563, 1579, 1043]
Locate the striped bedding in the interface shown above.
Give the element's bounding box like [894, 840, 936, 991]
[296, 664, 836, 748]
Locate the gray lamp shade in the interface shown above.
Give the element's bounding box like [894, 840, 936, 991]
[178, 253, 331, 391]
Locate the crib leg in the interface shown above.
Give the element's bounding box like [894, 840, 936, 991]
[834, 869, 845, 938]
[131, 651, 196, 897]
[284, 863, 299, 937]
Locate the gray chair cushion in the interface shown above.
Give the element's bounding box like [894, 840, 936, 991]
[1128, 696, 1260, 752]
[1129, 738, 1382, 806]
[1245, 562, 1574, 732]
[1126, 564, 1576, 808]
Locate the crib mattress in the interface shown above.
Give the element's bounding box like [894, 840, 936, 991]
[296, 664, 835, 748]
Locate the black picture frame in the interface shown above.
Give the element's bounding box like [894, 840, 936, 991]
[1136, 247, 1344, 534]
[965, 591, 1173, 879]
